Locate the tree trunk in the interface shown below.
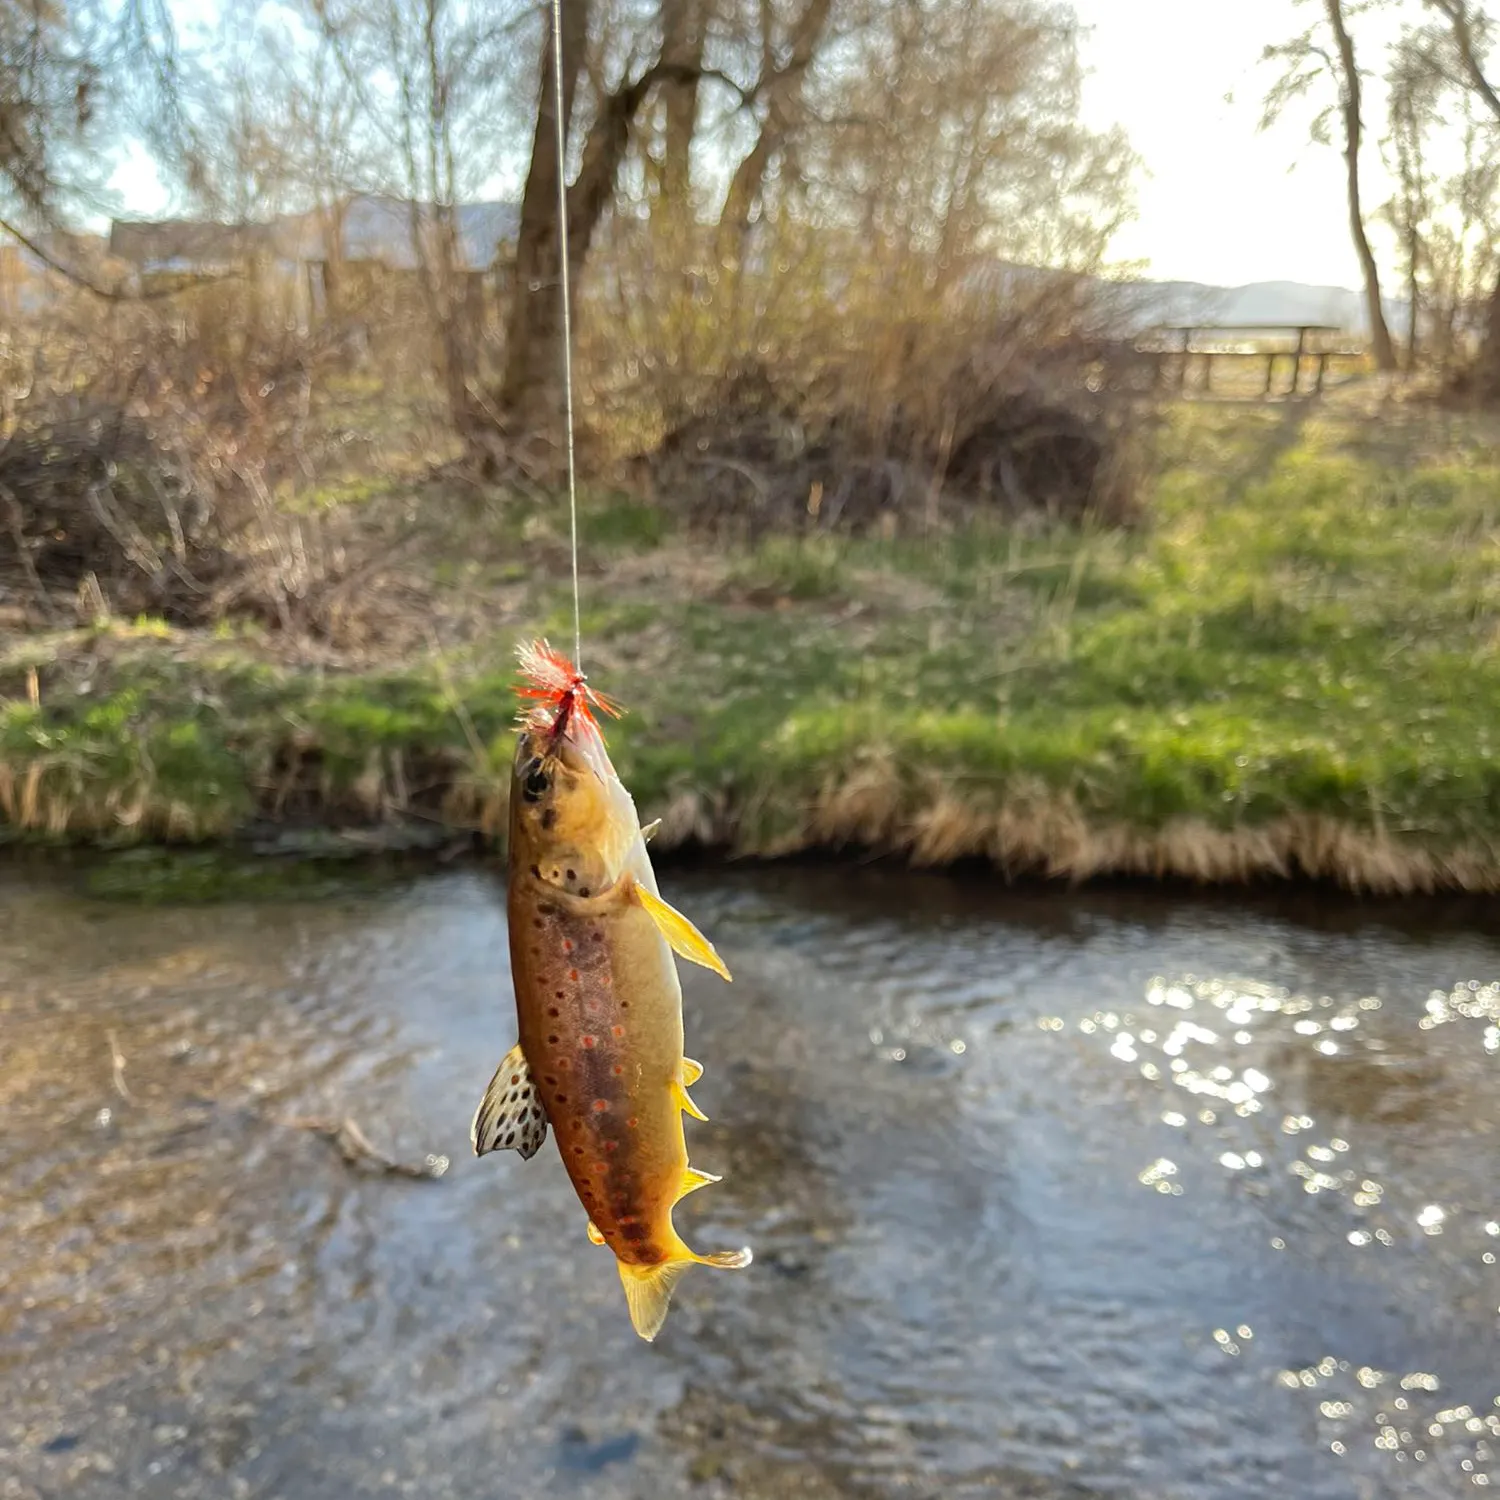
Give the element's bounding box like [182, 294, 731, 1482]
[1324, 0, 1397, 373]
[498, 0, 590, 426]
[1474, 270, 1500, 401]
[1405, 229, 1419, 373]
[657, 0, 706, 205]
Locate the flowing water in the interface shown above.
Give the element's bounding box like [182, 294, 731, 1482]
[2, 857, 1498, 1500]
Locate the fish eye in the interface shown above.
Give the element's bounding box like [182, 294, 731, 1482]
[522, 759, 551, 802]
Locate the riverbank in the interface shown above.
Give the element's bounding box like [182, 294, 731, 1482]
[3, 394, 1498, 891]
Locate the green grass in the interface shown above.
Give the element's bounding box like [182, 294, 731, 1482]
[3, 397, 1498, 884]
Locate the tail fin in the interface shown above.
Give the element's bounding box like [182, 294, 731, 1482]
[616, 1245, 754, 1342]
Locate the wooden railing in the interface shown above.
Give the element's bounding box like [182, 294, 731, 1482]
[1138, 323, 1368, 398]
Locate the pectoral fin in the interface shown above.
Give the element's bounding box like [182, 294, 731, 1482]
[471, 1043, 549, 1161]
[631, 880, 732, 982]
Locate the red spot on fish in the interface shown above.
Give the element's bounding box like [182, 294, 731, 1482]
[569, 969, 580, 981]
[558, 1058, 571, 1070]
[581, 1035, 596, 1049]
[611, 1025, 625, 1038]
[626, 1116, 639, 1129]
[571, 1144, 583, 1155]
[604, 1140, 618, 1153]
[612, 1064, 624, 1076]
[563, 939, 574, 953]
[509, 1074, 520, 1086]
[595, 1162, 609, 1174]
[592, 1099, 609, 1112]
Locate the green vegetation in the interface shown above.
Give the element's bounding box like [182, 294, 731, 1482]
[3, 397, 1498, 890]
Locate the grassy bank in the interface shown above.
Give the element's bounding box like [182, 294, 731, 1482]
[3, 393, 1498, 891]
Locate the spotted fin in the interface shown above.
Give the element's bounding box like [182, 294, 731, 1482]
[471, 1043, 548, 1160]
[631, 880, 732, 982]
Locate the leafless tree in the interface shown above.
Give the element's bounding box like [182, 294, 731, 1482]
[305, 0, 532, 429]
[1418, 0, 1500, 393]
[1262, 0, 1399, 372]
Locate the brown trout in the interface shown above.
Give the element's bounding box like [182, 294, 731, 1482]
[471, 641, 750, 1341]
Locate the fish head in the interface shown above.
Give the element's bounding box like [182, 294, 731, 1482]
[509, 721, 632, 893]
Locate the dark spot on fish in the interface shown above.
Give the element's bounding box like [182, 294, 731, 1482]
[548, 1034, 559, 1045]
[544, 1075, 556, 1085]
[556, 1093, 569, 1104]
[619, 999, 628, 1008]
[566, 868, 576, 881]
[540, 807, 556, 830]
[571, 1144, 584, 1155]
[548, 1006, 560, 1017]
[509, 1073, 520, 1086]
[522, 760, 550, 802]
[578, 887, 590, 897]
[530, 864, 541, 879]
[533, 918, 543, 929]
[503, 1131, 515, 1146]
[620, 1222, 649, 1242]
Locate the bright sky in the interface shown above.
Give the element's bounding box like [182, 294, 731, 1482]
[106, 0, 1416, 293]
[1074, 0, 1405, 289]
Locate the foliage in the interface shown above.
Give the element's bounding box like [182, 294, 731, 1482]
[4, 398, 1499, 890]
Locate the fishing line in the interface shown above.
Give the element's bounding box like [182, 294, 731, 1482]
[549, 0, 583, 671]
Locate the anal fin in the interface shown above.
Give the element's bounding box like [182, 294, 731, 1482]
[471, 1043, 549, 1160]
[631, 880, 732, 983]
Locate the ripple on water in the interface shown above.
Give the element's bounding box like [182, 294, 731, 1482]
[3, 863, 1499, 1500]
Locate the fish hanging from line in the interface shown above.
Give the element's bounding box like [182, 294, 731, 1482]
[471, 639, 751, 1341]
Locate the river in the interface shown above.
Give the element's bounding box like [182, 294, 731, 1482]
[2, 857, 1497, 1499]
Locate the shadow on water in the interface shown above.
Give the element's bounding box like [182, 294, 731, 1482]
[1, 853, 1497, 1499]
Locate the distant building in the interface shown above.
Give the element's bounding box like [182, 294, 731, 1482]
[106, 194, 521, 318]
